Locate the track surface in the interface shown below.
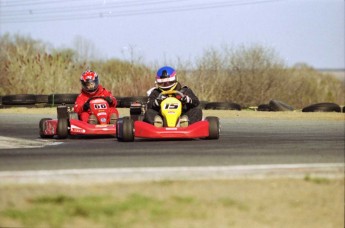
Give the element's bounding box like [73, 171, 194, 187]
[0, 113, 344, 171]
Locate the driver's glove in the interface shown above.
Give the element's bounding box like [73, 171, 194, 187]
[154, 98, 162, 107]
[83, 102, 90, 111]
[105, 96, 113, 105]
[153, 95, 166, 107]
[181, 95, 192, 104]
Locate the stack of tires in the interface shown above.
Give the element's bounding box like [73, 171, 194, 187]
[0, 94, 79, 108]
[257, 100, 295, 112]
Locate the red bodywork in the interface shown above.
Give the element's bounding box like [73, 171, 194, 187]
[41, 98, 116, 137]
[133, 120, 210, 139]
[42, 119, 116, 136]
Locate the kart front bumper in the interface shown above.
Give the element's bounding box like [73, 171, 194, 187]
[134, 121, 209, 139]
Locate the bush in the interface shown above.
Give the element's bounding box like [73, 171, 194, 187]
[1, 34, 343, 109]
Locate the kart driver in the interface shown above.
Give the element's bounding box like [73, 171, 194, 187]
[144, 66, 202, 127]
[74, 70, 119, 124]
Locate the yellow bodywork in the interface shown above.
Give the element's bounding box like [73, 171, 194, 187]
[160, 93, 182, 127]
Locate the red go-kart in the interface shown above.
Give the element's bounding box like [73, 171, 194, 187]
[39, 97, 117, 139]
[116, 90, 220, 142]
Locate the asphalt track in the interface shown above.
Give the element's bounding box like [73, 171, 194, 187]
[0, 113, 344, 175]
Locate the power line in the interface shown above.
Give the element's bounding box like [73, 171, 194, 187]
[1, 0, 189, 16]
[0, 0, 94, 7]
[1, 0, 285, 23]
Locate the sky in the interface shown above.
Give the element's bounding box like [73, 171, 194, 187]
[0, 0, 344, 69]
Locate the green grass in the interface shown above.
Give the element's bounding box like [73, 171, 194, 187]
[2, 192, 201, 227]
[304, 175, 331, 184]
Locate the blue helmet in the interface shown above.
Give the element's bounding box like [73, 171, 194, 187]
[156, 66, 178, 91]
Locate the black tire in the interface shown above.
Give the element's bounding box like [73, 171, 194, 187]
[198, 101, 209, 109]
[269, 100, 294, 111]
[57, 118, 69, 139]
[35, 95, 49, 104]
[205, 116, 220, 140]
[257, 104, 272, 112]
[302, 103, 341, 112]
[2, 94, 36, 105]
[119, 96, 148, 108]
[39, 118, 54, 138]
[342, 106, 345, 113]
[205, 102, 241, 110]
[57, 105, 69, 119]
[117, 117, 134, 142]
[48, 94, 78, 105]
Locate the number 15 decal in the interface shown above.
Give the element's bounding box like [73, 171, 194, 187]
[164, 103, 179, 109]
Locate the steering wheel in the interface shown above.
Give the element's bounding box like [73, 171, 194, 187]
[85, 96, 108, 104]
[157, 90, 185, 100]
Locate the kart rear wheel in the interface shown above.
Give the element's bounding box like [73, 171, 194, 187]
[205, 116, 220, 140]
[39, 118, 54, 138]
[57, 118, 69, 139]
[117, 117, 134, 142]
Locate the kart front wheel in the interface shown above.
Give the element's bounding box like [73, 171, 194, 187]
[39, 118, 54, 138]
[117, 117, 134, 142]
[205, 116, 220, 140]
[57, 118, 69, 139]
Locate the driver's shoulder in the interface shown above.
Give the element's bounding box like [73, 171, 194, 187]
[150, 88, 161, 96]
[180, 85, 191, 93]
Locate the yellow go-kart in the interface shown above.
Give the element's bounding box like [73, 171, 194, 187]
[116, 90, 220, 142]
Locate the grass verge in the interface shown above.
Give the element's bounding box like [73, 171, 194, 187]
[0, 178, 343, 228]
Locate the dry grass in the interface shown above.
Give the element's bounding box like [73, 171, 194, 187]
[0, 178, 343, 228]
[1, 35, 344, 108]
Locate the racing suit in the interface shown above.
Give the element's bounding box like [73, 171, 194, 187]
[144, 83, 202, 125]
[74, 85, 119, 122]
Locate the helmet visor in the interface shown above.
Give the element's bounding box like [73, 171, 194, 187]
[157, 81, 177, 90]
[157, 81, 175, 88]
[85, 81, 96, 90]
[82, 79, 98, 92]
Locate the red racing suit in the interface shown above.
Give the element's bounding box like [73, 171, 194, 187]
[74, 85, 119, 122]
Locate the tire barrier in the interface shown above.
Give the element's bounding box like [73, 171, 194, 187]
[198, 101, 209, 109]
[117, 96, 149, 108]
[205, 102, 241, 110]
[268, 100, 294, 112]
[48, 94, 79, 105]
[257, 104, 272, 112]
[35, 95, 49, 104]
[2, 94, 37, 105]
[302, 103, 341, 113]
[0, 94, 344, 113]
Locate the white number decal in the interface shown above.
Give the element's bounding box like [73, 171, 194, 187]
[94, 104, 107, 109]
[164, 103, 179, 109]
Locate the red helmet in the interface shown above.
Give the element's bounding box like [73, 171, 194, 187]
[80, 70, 99, 94]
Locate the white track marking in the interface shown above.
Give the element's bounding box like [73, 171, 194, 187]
[0, 163, 343, 184]
[0, 136, 61, 149]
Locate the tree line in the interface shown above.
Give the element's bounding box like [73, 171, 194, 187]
[1, 34, 343, 109]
